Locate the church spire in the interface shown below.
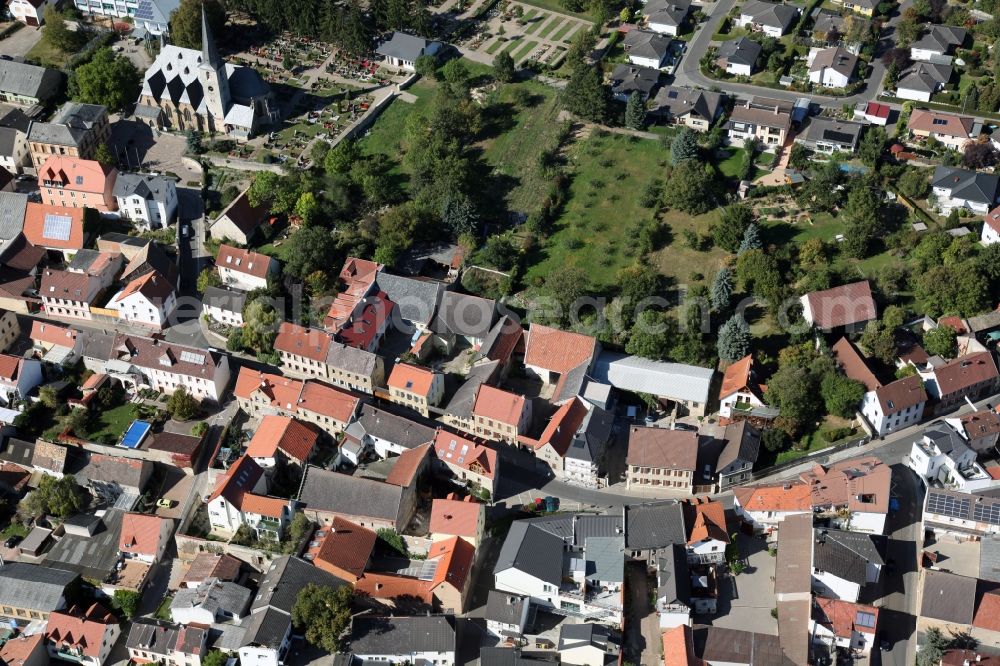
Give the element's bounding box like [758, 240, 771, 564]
[201, 5, 222, 69]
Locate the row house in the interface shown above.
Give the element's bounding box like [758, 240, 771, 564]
[233, 367, 361, 436]
[206, 455, 291, 540]
[38, 156, 117, 213]
[273, 321, 384, 393]
[215, 244, 277, 292]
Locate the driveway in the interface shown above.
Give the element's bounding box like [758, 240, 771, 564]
[698, 534, 778, 634]
[624, 561, 659, 666]
[0, 25, 42, 59]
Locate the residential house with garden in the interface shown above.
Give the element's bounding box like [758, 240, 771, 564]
[738, 0, 800, 36]
[896, 61, 952, 102]
[931, 166, 1000, 215]
[718, 354, 778, 425]
[910, 25, 967, 62]
[623, 30, 673, 69]
[807, 47, 858, 88]
[714, 37, 761, 76]
[725, 98, 792, 148]
[798, 117, 865, 154]
[860, 374, 927, 437]
[644, 0, 690, 36]
[649, 87, 726, 131]
[216, 244, 277, 292]
[800, 280, 877, 332]
[907, 109, 980, 152]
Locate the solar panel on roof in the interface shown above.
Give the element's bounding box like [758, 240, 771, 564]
[927, 491, 970, 519]
[855, 611, 876, 628]
[179, 350, 206, 364]
[973, 502, 1000, 525]
[42, 214, 72, 241]
[134, 0, 156, 20]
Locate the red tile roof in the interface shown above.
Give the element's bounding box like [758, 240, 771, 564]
[429, 498, 482, 538]
[626, 426, 698, 470]
[934, 351, 999, 397]
[974, 589, 1000, 632]
[307, 516, 377, 582]
[800, 456, 890, 514]
[872, 375, 927, 415]
[472, 384, 526, 426]
[296, 380, 360, 425]
[245, 415, 319, 463]
[385, 443, 430, 487]
[324, 257, 382, 330]
[429, 535, 475, 593]
[274, 322, 331, 362]
[986, 205, 1000, 234]
[864, 102, 890, 119]
[208, 455, 264, 506]
[0, 354, 22, 382]
[523, 324, 598, 374]
[30, 321, 77, 348]
[733, 482, 813, 512]
[814, 597, 879, 638]
[182, 553, 243, 586]
[803, 281, 876, 330]
[45, 604, 116, 658]
[355, 572, 433, 604]
[0, 633, 43, 666]
[335, 291, 394, 349]
[110, 270, 173, 306]
[38, 157, 111, 194]
[239, 493, 288, 518]
[719, 354, 755, 399]
[234, 368, 303, 408]
[432, 430, 499, 480]
[519, 397, 590, 457]
[908, 109, 976, 139]
[40, 269, 99, 302]
[388, 363, 436, 396]
[23, 203, 85, 250]
[216, 244, 273, 279]
[832, 337, 881, 391]
[663, 626, 706, 666]
[684, 498, 730, 545]
[959, 410, 1000, 440]
[233, 367, 360, 424]
[119, 512, 166, 557]
[938, 316, 967, 335]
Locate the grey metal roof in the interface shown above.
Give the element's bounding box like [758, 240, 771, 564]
[899, 61, 952, 92]
[558, 623, 611, 651]
[494, 522, 564, 586]
[717, 421, 761, 474]
[241, 607, 290, 649]
[113, 173, 174, 203]
[354, 404, 436, 450]
[0, 562, 77, 612]
[592, 352, 713, 404]
[656, 545, 690, 606]
[522, 514, 576, 541]
[0, 192, 28, 241]
[933, 165, 1000, 206]
[923, 422, 972, 458]
[172, 580, 251, 619]
[981, 536, 1000, 583]
[375, 32, 440, 62]
[375, 271, 443, 325]
[349, 616, 456, 656]
[573, 514, 625, 547]
[442, 360, 498, 419]
[920, 569, 976, 624]
[716, 37, 762, 66]
[202, 286, 247, 313]
[484, 590, 528, 626]
[326, 341, 379, 376]
[802, 116, 864, 149]
[585, 536, 624, 583]
[740, 0, 799, 30]
[624, 501, 686, 550]
[432, 291, 497, 339]
[126, 622, 178, 654]
[624, 30, 672, 62]
[812, 529, 886, 585]
[43, 508, 122, 580]
[297, 466, 404, 525]
[0, 60, 61, 100]
[480, 648, 554, 666]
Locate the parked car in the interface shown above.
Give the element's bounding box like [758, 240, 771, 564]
[156, 499, 174, 508]
[4, 536, 20, 548]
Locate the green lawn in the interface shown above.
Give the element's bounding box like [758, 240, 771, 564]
[523, 12, 549, 34]
[82, 402, 137, 445]
[512, 39, 539, 60]
[25, 38, 73, 68]
[537, 16, 565, 38]
[717, 148, 749, 179]
[502, 37, 524, 54]
[516, 0, 594, 21]
[359, 78, 436, 158]
[551, 19, 579, 41]
[486, 38, 509, 54]
[523, 131, 728, 290]
[154, 596, 174, 621]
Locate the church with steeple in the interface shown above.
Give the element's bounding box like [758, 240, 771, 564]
[134, 9, 278, 139]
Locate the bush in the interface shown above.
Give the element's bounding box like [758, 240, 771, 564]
[822, 427, 854, 442]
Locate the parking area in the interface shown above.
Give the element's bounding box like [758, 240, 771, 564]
[924, 536, 981, 578]
[108, 120, 201, 185]
[0, 25, 43, 59]
[697, 534, 778, 635]
[152, 467, 194, 519]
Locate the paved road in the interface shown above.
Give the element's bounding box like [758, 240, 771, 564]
[672, 0, 909, 108]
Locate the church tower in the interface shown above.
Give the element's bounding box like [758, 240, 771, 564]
[198, 6, 230, 124]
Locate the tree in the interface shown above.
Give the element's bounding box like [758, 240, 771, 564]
[167, 386, 200, 421]
[761, 428, 790, 453]
[477, 234, 519, 271]
[916, 627, 950, 666]
[860, 321, 897, 365]
[441, 193, 479, 239]
[712, 204, 754, 253]
[493, 51, 515, 83]
[821, 373, 865, 418]
[964, 140, 999, 169]
[543, 266, 590, 326]
[766, 365, 823, 437]
[738, 223, 762, 254]
[291, 584, 353, 652]
[242, 298, 280, 353]
[94, 143, 116, 169]
[842, 181, 883, 259]
[624, 91, 646, 130]
[626, 310, 676, 360]
[293, 192, 319, 226]
[39, 386, 59, 409]
[19, 475, 84, 519]
[414, 54, 437, 78]
[616, 264, 663, 328]
[898, 167, 930, 200]
[717, 314, 751, 362]
[670, 129, 700, 165]
[916, 264, 989, 317]
[42, 6, 83, 51]
[711, 267, 734, 311]
[562, 63, 608, 122]
[924, 325, 958, 358]
[324, 139, 361, 174]
[662, 161, 716, 214]
[736, 249, 782, 307]
[171, 0, 226, 50]
[112, 590, 140, 619]
[71, 48, 141, 112]
[858, 126, 886, 168]
[376, 528, 408, 555]
[284, 227, 338, 280]
[202, 651, 227, 666]
[197, 268, 221, 293]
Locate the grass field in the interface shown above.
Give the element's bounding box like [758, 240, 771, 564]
[551, 20, 579, 41]
[25, 38, 72, 68]
[359, 78, 436, 159]
[523, 13, 548, 34]
[512, 40, 539, 60]
[486, 38, 508, 54]
[82, 402, 137, 445]
[537, 16, 565, 38]
[503, 37, 524, 54]
[516, 0, 594, 20]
